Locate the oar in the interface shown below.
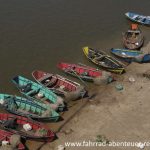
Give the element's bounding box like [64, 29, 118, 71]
[78, 62, 99, 71]
[78, 62, 89, 67]
[70, 69, 87, 87]
[78, 62, 93, 68]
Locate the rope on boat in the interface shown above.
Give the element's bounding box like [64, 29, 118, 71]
[78, 62, 94, 69]
[64, 86, 86, 102]
[70, 69, 88, 87]
[93, 71, 113, 85]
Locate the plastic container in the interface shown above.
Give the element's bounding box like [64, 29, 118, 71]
[115, 84, 123, 91]
[23, 123, 32, 131]
[0, 99, 5, 105]
[2, 141, 9, 146]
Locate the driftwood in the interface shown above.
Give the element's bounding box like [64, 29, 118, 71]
[143, 70, 150, 79]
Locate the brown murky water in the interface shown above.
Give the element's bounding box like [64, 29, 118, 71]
[0, 0, 150, 149]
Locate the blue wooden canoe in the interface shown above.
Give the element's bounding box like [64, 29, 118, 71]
[12, 76, 65, 111]
[111, 48, 143, 58]
[0, 93, 59, 122]
[125, 12, 150, 25]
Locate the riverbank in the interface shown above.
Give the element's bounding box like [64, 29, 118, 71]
[31, 43, 150, 150]
[54, 65, 150, 150]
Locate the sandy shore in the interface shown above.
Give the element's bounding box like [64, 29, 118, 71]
[24, 43, 150, 150]
[45, 61, 150, 150]
[42, 43, 150, 150]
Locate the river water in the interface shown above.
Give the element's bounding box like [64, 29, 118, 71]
[0, 0, 150, 92]
[0, 0, 150, 149]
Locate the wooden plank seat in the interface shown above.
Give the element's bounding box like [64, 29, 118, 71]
[17, 108, 39, 116]
[26, 89, 37, 96]
[40, 97, 48, 102]
[17, 109, 29, 114]
[45, 78, 58, 87]
[38, 74, 53, 82]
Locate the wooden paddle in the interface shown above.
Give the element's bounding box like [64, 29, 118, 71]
[70, 69, 87, 87]
[78, 62, 99, 71]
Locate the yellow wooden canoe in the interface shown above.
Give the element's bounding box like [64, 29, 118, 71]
[83, 47, 125, 74]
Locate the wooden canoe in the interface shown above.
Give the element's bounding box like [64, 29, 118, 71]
[111, 48, 143, 59]
[0, 93, 60, 122]
[125, 12, 150, 26]
[83, 47, 125, 74]
[32, 70, 82, 96]
[0, 129, 25, 150]
[0, 113, 55, 141]
[12, 76, 65, 111]
[57, 62, 113, 82]
[122, 24, 144, 49]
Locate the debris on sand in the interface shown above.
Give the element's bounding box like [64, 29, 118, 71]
[62, 128, 74, 135]
[129, 76, 135, 82]
[136, 142, 145, 149]
[96, 135, 110, 144]
[57, 145, 65, 150]
[143, 70, 150, 79]
[115, 84, 124, 91]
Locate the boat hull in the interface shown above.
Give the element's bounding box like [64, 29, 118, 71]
[125, 12, 150, 26]
[57, 62, 107, 82]
[32, 70, 81, 96]
[0, 113, 55, 142]
[122, 27, 144, 50]
[12, 76, 65, 111]
[111, 48, 143, 58]
[83, 47, 125, 74]
[0, 93, 60, 122]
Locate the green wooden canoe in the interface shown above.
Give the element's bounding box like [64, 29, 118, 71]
[12, 76, 65, 111]
[0, 93, 60, 122]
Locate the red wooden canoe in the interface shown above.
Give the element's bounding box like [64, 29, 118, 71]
[57, 62, 109, 82]
[0, 129, 25, 150]
[32, 70, 81, 96]
[0, 113, 55, 142]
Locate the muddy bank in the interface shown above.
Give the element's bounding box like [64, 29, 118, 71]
[2, 43, 150, 150]
[39, 43, 150, 150]
[48, 62, 150, 150]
